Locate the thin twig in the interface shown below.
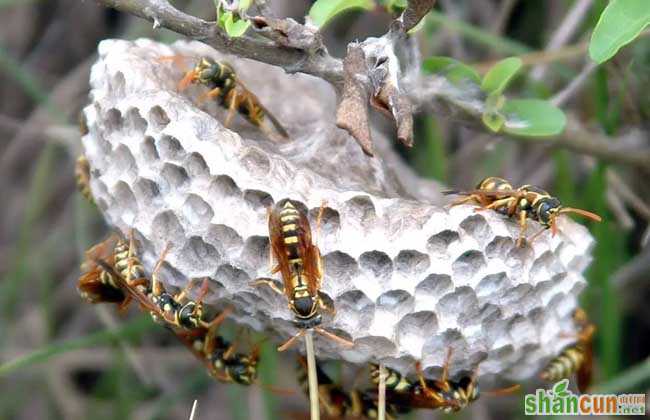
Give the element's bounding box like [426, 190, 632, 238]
[95, 306, 153, 386]
[595, 357, 650, 393]
[304, 331, 320, 420]
[531, 0, 593, 80]
[607, 169, 650, 222]
[377, 362, 387, 420]
[551, 60, 597, 107]
[95, 0, 343, 85]
[491, 0, 518, 35]
[188, 399, 198, 420]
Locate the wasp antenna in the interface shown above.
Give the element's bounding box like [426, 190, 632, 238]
[483, 383, 521, 397]
[314, 327, 354, 348]
[559, 207, 602, 222]
[177, 70, 197, 92]
[195, 278, 210, 303]
[260, 383, 297, 396]
[153, 243, 172, 275]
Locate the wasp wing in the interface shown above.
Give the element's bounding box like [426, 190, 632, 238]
[576, 341, 593, 393]
[294, 210, 322, 295]
[268, 205, 297, 301]
[235, 79, 289, 139]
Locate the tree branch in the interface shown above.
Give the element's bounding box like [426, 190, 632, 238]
[95, 0, 343, 85]
[93, 0, 650, 171]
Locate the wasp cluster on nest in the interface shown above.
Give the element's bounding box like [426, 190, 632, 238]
[77, 39, 597, 414]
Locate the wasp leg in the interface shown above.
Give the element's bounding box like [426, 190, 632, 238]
[117, 295, 133, 313]
[278, 329, 306, 352]
[174, 278, 202, 303]
[450, 194, 482, 208]
[250, 278, 285, 296]
[314, 327, 354, 348]
[415, 361, 447, 405]
[224, 89, 239, 128]
[198, 86, 222, 104]
[151, 243, 172, 296]
[516, 210, 528, 247]
[317, 295, 335, 316]
[314, 200, 327, 242]
[482, 197, 516, 212]
[430, 348, 453, 392]
[125, 229, 139, 287]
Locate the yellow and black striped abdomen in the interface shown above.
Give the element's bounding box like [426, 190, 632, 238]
[279, 202, 303, 268]
[541, 344, 586, 381]
[113, 240, 146, 284]
[370, 364, 412, 393]
[477, 176, 513, 193]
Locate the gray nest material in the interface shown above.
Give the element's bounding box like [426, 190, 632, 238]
[82, 39, 594, 381]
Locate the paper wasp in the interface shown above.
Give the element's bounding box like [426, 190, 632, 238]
[77, 235, 128, 305]
[445, 177, 602, 246]
[174, 315, 260, 385]
[77, 231, 155, 306]
[254, 199, 353, 351]
[540, 308, 595, 393]
[93, 259, 260, 386]
[297, 358, 395, 419]
[145, 244, 223, 331]
[370, 350, 519, 414]
[75, 155, 94, 204]
[163, 55, 289, 140]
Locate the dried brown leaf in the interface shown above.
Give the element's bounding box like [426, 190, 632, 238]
[336, 44, 373, 156]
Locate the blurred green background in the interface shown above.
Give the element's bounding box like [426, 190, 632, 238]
[0, 0, 648, 419]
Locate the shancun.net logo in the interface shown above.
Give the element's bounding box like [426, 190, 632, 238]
[524, 379, 646, 416]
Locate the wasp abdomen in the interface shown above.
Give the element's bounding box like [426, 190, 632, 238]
[279, 202, 303, 267]
[541, 345, 586, 381]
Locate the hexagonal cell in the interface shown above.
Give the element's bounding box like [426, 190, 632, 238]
[140, 136, 160, 161]
[184, 152, 209, 178]
[208, 175, 241, 198]
[452, 250, 486, 283]
[427, 229, 460, 254]
[344, 195, 376, 230]
[160, 162, 189, 190]
[124, 107, 148, 134]
[359, 250, 393, 281]
[157, 135, 186, 161]
[460, 214, 493, 247]
[148, 105, 171, 131]
[181, 194, 214, 227]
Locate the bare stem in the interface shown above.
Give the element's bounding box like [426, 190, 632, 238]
[92, 0, 650, 170]
[188, 400, 198, 420]
[304, 331, 320, 420]
[378, 362, 387, 420]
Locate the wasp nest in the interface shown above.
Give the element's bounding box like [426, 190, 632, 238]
[82, 39, 594, 381]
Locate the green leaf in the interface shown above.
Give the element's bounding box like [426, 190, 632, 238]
[589, 0, 650, 64]
[481, 57, 523, 95]
[0, 316, 154, 376]
[308, 0, 374, 29]
[382, 0, 407, 13]
[422, 56, 481, 85]
[552, 379, 570, 397]
[223, 11, 251, 37]
[502, 99, 567, 137]
[482, 111, 505, 133]
[482, 93, 506, 132]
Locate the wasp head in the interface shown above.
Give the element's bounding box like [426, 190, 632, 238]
[228, 353, 259, 385]
[291, 286, 320, 322]
[534, 196, 562, 229]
